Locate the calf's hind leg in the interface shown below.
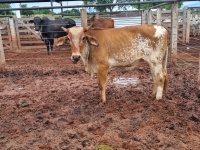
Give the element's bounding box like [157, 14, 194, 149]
[149, 63, 166, 100]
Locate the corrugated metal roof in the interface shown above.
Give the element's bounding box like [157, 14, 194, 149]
[75, 16, 142, 28]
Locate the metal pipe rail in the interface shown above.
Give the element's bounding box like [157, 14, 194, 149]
[0, 0, 81, 3]
[0, 0, 192, 11]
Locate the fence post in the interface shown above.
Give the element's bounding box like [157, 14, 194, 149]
[6, 17, 12, 50]
[156, 7, 161, 26]
[141, 10, 145, 24]
[0, 30, 6, 72]
[148, 9, 152, 24]
[142, 10, 148, 24]
[9, 17, 18, 50]
[198, 53, 200, 90]
[186, 9, 191, 43]
[170, 1, 178, 66]
[95, 14, 100, 19]
[80, 9, 87, 27]
[182, 7, 187, 43]
[14, 17, 21, 50]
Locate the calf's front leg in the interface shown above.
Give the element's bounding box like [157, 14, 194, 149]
[44, 41, 50, 55]
[49, 38, 54, 52]
[97, 65, 109, 103]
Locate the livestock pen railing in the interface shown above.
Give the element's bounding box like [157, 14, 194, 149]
[1, 0, 200, 72]
[0, 9, 199, 51]
[1, 17, 45, 52]
[142, 7, 200, 43]
[0, 15, 142, 52]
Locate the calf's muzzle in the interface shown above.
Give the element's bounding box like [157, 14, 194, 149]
[34, 27, 40, 31]
[71, 55, 81, 64]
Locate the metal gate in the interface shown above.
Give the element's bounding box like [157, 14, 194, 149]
[0, 17, 45, 52]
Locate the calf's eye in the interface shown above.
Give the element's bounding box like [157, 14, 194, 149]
[82, 37, 86, 41]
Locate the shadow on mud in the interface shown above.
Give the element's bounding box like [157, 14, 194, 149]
[0, 69, 84, 78]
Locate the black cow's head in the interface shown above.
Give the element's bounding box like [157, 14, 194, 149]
[29, 17, 44, 31]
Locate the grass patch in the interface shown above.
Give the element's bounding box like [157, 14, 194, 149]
[95, 145, 113, 150]
[177, 62, 192, 67]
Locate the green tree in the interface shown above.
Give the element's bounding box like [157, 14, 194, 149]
[61, 9, 80, 15]
[126, 0, 183, 10]
[83, 0, 145, 12]
[20, 4, 34, 17]
[83, 0, 183, 12]
[0, 3, 13, 15]
[33, 8, 51, 15]
[83, 0, 94, 12]
[70, 8, 80, 15]
[96, 0, 115, 12]
[160, 2, 183, 10]
[32, 6, 48, 15]
[83, 0, 116, 12]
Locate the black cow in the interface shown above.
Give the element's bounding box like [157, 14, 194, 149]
[29, 17, 76, 54]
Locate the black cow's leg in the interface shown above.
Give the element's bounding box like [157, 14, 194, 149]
[50, 39, 54, 53]
[45, 40, 50, 55]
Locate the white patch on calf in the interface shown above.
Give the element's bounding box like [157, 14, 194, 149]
[69, 27, 84, 54]
[110, 34, 154, 67]
[108, 58, 117, 69]
[156, 86, 163, 100]
[154, 25, 166, 38]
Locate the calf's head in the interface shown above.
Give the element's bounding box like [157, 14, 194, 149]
[29, 17, 43, 31]
[87, 14, 95, 26]
[59, 26, 99, 64]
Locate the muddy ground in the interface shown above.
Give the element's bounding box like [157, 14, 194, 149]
[0, 44, 200, 150]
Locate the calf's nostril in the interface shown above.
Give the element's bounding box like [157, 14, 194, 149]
[72, 55, 81, 61]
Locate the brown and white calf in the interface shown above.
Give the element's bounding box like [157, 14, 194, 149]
[57, 24, 169, 102]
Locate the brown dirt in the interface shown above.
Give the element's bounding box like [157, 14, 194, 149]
[0, 45, 200, 150]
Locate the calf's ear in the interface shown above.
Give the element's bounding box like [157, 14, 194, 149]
[86, 35, 99, 47]
[84, 24, 93, 32]
[61, 26, 68, 33]
[29, 20, 34, 23]
[55, 36, 68, 46]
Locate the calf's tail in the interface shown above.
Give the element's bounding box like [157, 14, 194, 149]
[163, 47, 168, 92]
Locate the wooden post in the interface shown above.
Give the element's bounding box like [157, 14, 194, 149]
[198, 53, 200, 90]
[95, 14, 100, 19]
[186, 9, 191, 43]
[14, 17, 21, 49]
[80, 9, 87, 27]
[6, 17, 12, 50]
[0, 29, 6, 72]
[141, 10, 148, 24]
[156, 7, 161, 26]
[148, 9, 152, 24]
[182, 7, 187, 43]
[170, 1, 178, 66]
[141, 10, 145, 24]
[9, 17, 18, 50]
